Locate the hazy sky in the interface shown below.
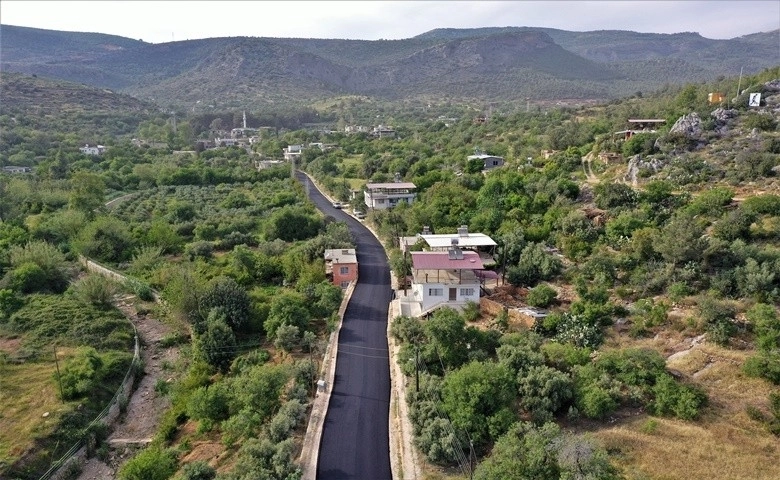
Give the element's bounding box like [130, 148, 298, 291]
[1, 1, 779, 43]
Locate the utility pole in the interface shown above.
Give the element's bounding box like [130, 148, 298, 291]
[415, 343, 419, 393]
[53, 345, 64, 403]
[735, 66, 744, 108]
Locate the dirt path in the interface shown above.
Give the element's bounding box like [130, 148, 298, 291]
[77, 297, 182, 480]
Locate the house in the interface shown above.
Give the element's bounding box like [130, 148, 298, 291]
[79, 144, 106, 156]
[345, 125, 370, 134]
[214, 137, 241, 147]
[418, 225, 497, 266]
[614, 119, 666, 140]
[2, 166, 32, 174]
[467, 150, 505, 171]
[324, 248, 358, 289]
[283, 144, 304, 162]
[598, 152, 623, 164]
[372, 125, 396, 139]
[400, 244, 484, 317]
[364, 182, 417, 210]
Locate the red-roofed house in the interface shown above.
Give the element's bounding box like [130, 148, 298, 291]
[325, 248, 358, 289]
[402, 245, 484, 316]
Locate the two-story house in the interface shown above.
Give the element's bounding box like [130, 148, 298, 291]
[283, 144, 304, 162]
[79, 144, 107, 156]
[364, 182, 417, 210]
[324, 248, 358, 289]
[400, 243, 484, 317]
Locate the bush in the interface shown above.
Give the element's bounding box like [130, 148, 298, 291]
[507, 242, 563, 287]
[266, 399, 307, 443]
[577, 384, 617, 419]
[526, 284, 557, 308]
[744, 352, 780, 385]
[58, 346, 104, 400]
[651, 374, 706, 420]
[180, 461, 216, 480]
[117, 447, 177, 480]
[72, 275, 117, 308]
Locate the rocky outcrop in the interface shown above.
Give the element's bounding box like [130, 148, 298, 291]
[669, 112, 703, 138]
[710, 107, 737, 135]
[624, 154, 667, 185]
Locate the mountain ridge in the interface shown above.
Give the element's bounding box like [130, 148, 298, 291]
[1, 24, 778, 110]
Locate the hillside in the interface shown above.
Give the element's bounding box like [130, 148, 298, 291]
[0, 72, 158, 114]
[2, 24, 778, 110]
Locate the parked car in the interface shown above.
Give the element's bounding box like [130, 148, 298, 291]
[353, 209, 366, 219]
[332, 202, 343, 209]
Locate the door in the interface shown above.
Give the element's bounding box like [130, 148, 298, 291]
[449, 288, 457, 301]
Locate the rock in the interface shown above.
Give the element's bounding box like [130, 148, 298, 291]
[763, 79, 780, 93]
[42, 411, 50, 418]
[710, 107, 736, 124]
[624, 154, 667, 184]
[669, 112, 703, 138]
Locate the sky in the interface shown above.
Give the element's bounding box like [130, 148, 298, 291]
[1, 1, 779, 44]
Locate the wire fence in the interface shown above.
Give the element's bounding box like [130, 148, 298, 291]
[38, 330, 139, 480]
[37, 261, 144, 480]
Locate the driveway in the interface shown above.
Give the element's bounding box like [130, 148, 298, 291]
[295, 172, 393, 480]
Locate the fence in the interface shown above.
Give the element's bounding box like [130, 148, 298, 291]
[37, 261, 145, 480]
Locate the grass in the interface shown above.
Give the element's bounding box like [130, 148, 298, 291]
[0, 349, 77, 473]
[588, 330, 780, 480]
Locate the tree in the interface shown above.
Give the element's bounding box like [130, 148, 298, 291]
[518, 365, 574, 423]
[196, 311, 237, 372]
[654, 214, 707, 266]
[441, 360, 516, 446]
[747, 303, 780, 352]
[264, 291, 310, 338]
[5, 240, 69, 293]
[74, 215, 135, 263]
[507, 242, 563, 287]
[274, 323, 300, 352]
[200, 276, 251, 332]
[69, 171, 105, 217]
[424, 308, 470, 371]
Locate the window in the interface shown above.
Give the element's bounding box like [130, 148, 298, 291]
[460, 288, 475, 296]
[428, 288, 443, 296]
[377, 199, 385, 204]
[340, 281, 350, 289]
[339, 266, 350, 275]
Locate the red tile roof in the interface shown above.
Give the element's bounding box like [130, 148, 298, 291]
[411, 251, 484, 270]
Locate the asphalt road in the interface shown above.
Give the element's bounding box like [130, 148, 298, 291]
[295, 172, 393, 480]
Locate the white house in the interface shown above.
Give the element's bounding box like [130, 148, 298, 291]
[283, 144, 304, 162]
[79, 144, 106, 156]
[467, 151, 504, 170]
[401, 246, 484, 317]
[413, 225, 498, 267]
[364, 182, 416, 210]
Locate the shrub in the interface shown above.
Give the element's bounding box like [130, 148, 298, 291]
[117, 447, 177, 480]
[274, 323, 300, 352]
[266, 399, 307, 443]
[180, 461, 216, 480]
[72, 275, 117, 308]
[651, 374, 707, 420]
[744, 352, 780, 385]
[577, 384, 617, 419]
[526, 284, 557, 308]
[58, 346, 104, 400]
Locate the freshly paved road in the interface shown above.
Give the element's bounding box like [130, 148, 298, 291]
[295, 172, 393, 480]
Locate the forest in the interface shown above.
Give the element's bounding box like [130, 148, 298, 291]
[0, 66, 779, 479]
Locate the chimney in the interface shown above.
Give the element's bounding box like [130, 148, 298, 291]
[457, 225, 469, 237]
